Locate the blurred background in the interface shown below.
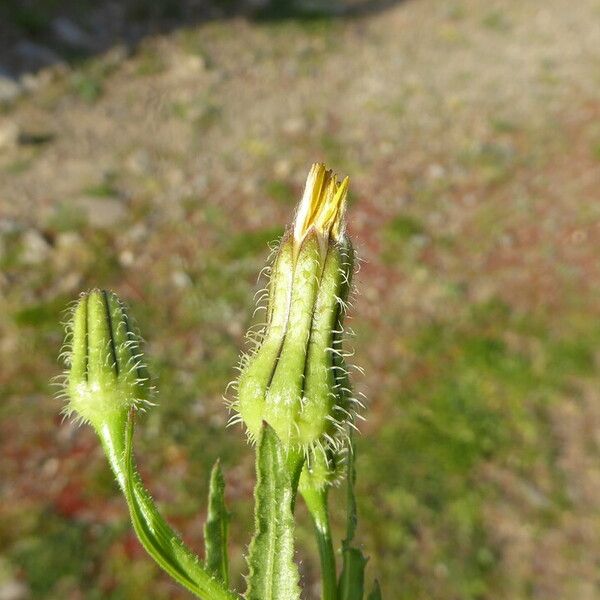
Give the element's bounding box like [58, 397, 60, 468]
[1, 0, 599, 598]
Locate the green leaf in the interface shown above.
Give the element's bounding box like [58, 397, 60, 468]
[338, 438, 367, 600]
[338, 547, 367, 600]
[245, 423, 300, 600]
[367, 580, 382, 600]
[204, 459, 230, 586]
[103, 415, 239, 600]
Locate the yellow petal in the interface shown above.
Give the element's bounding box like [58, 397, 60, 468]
[293, 163, 349, 249]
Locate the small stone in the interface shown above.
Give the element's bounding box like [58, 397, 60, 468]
[171, 270, 191, 288]
[0, 120, 20, 151]
[225, 317, 243, 338]
[103, 44, 128, 66]
[126, 149, 151, 175]
[20, 69, 54, 93]
[282, 117, 305, 136]
[166, 167, 184, 188]
[15, 41, 63, 70]
[191, 399, 206, 418]
[186, 54, 206, 73]
[53, 232, 90, 272]
[0, 219, 21, 239]
[51, 17, 94, 50]
[55, 231, 83, 249]
[119, 249, 134, 266]
[41, 457, 59, 477]
[0, 70, 22, 103]
[124, 223, 148, 243]
[273, 159, 291, 178]
[72, 197, 128, 229]
[241, 177, 258, 195]
[0, 579, 28, 600]
[56, 271, 83, 294]
[171, 53, 206, 78]
[379, 141, 394, 156]
[192, 173, 208, 195]
[21, 229, 52, 264]
[426, 163, 445, 180]
[433, 562, 449, 579]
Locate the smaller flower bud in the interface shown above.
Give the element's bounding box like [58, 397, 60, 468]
[299, 446, 338, 494]
[62, 289, 150, 431]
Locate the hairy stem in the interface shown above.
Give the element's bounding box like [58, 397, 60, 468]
[97, 415, 239, 600]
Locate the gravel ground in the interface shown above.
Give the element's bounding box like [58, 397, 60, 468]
[1, 1, 600, 598]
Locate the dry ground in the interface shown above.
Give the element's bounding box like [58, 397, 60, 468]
[1, 1, 600, 598]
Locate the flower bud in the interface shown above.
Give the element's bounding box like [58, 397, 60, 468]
[299, 445, 338, 495]
[235, 163, 356, 451]
[63, 289, 150, 431]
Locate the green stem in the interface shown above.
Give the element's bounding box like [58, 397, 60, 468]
[96, 415, 239, 600]
[314, 504, 337, 600]
[301, 485, 337, 600]
[246, 424, 301, 600]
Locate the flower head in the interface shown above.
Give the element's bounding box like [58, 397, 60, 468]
[233, 163, 357, 454]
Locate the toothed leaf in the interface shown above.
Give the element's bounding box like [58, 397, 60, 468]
[246, 423, 300, 600]
[204, 459, 230, 586]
